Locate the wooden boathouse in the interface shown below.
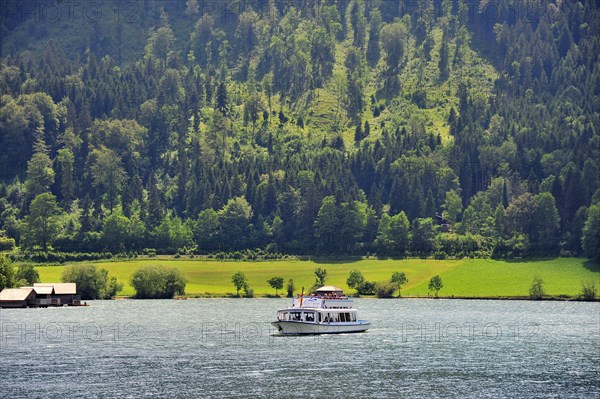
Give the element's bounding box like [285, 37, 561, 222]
[34, 283, 80, 306]
[0, 283, 80, 308]
[0, 288, 36, 308]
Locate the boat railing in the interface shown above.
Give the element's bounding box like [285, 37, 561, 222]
[296, 295, 352, 300]
[292, 295, 354, 309]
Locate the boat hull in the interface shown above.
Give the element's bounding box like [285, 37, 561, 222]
[271, 320, 370, 335]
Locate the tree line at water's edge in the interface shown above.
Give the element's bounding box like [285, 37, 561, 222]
[0, 1, 599, 261]
[0, 254, 597, 300]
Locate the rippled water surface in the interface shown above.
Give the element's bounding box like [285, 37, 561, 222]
[1, 299, 599, 398]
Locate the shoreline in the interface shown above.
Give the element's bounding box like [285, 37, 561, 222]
[112, 295, 598, 302]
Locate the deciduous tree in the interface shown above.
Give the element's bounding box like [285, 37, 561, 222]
[411, 218, 438, 256]
[380, 21, 406, 72]
[314, 267, 327, 287]
[0, 255, 15, 290]
[267, 276, 284, 296]
[131, 265, 186, 299]
[232, 271, 248, 297]
[346, 269, 365, 292]
[442, 190, 463, 225]
[218, 197, 253, 250]
[90, 146, 127, 213]
[62, 264, 123, 300]
[21, 193, 62, 251]
[16, 263, 40, 285]
[390, 271, 408, 298]
[428, 275, 443, 298]
[582, 203, 600, 260]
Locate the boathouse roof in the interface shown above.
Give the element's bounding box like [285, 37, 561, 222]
[23, 286, 55, 295]
[0, 287, 35, 301]
[34, 283, 77, 295]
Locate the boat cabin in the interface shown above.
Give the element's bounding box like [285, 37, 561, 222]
[276, 308, 358, 323]
[283, 285, 360, 323]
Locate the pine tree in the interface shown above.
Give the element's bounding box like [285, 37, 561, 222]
[438, 32, 449, 81]
[366, 9, 382, 66]
[57, 148, 75, 207]
[364, 121, 370, 138]
[146, 175, 164, 230]
[216, 81, 229, 116]
[354, 124, 364, 145]
[25, 139, 55, 200]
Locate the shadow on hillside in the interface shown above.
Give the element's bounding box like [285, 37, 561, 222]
[311, 257, 362, 265]
[583, 260, 600, 273]
[500, 257, 560, 263]
[498, 257, 599, 273]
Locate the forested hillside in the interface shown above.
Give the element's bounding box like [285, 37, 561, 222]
[0, 0, 598, 259]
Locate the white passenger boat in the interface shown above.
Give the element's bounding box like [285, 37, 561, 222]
[271, 286, 370, 335]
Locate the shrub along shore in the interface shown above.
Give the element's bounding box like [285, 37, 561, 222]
[32, 257, 599, 300]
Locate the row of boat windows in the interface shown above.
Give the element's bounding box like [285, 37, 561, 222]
[279, 311, 357, 323]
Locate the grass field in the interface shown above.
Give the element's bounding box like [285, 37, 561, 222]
[34, 257, 600, 298]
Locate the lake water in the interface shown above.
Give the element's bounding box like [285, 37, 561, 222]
[1, 299, 599, 398]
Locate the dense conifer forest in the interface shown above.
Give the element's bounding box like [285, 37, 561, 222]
[0, 0, 598, 260]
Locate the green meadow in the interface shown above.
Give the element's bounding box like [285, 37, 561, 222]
[34, 258, 599, 299]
